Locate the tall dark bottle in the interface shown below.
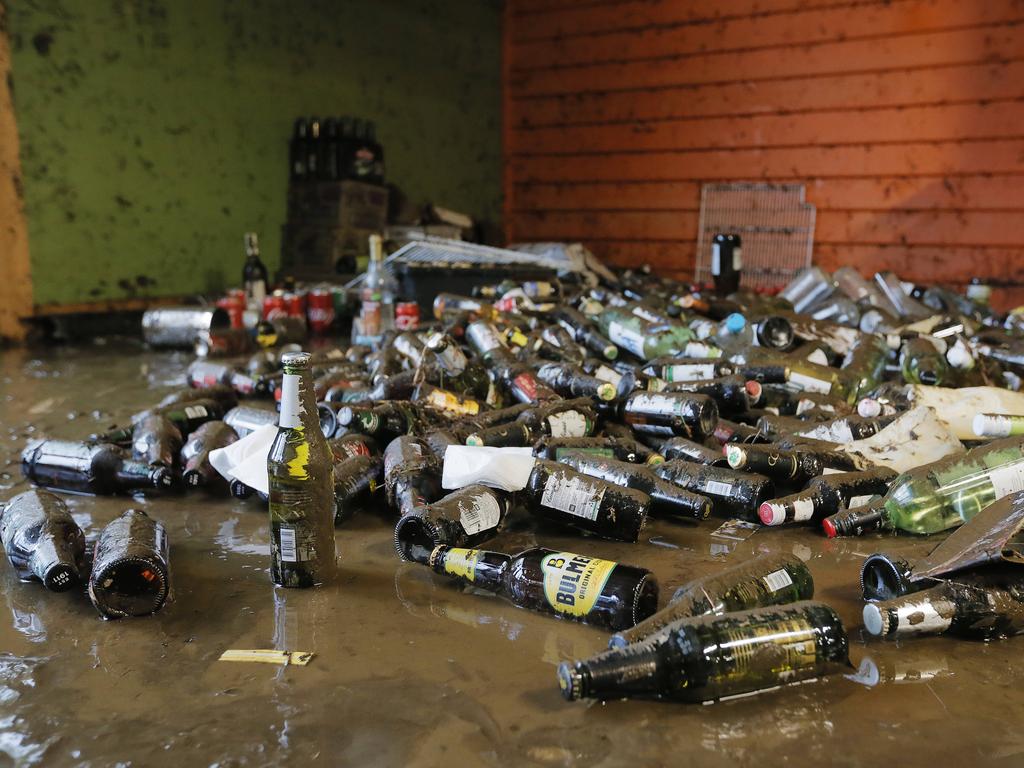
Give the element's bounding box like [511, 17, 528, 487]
[559, 602, 849, 703]
[711, 233, 742, 295]
[180, 420, 239, 488]
[428, 545, 658, 631]
[0, 489, 86, 592]
[88, 509, 170, 619]
[267, 351, 338, 588]
[306, 116, 322, 179]
[22, 439, 173, 495]
[242, 232, 269, 309]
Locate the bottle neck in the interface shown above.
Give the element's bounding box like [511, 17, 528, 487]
[430, 546, 510, 593]
[279, 366, 314, 430]
[559, 641, 666, 701]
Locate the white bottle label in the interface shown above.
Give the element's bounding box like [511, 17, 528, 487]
[683, 342, 722, 359]
[732, 247, 742, 270]
[460, 494, 502, 535]
[989, 462, 1024, 500]
[763, 568, 793, 592]
[279, 526, 298, 562]
[541, 474, 604, 521]
[278, 373, 303, 429]
[666, 363, 715, 382]
[547, 410, 588, 438]
[705, 480, 733, 496]
[789, 371, 832, 394]
[607, 321, 646, 358]
[711, 243, 721, 275]
[184, 405, 208, 420]
[791, 497, 816, 522]
[594, 365, 622, 387]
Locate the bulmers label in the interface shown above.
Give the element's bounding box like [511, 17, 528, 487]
[443, 548, 481, 582]
[541, 552, 617, 618]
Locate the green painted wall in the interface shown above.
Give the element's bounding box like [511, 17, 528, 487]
[6, 0, 503, 306]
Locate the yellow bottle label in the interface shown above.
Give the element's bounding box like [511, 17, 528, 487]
[426, 388, 480, 415]
[542, 552, 617, 618]
[443, 548, 481, 583]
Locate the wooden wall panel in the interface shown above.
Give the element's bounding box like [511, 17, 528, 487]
[504, 0, 1024, 305]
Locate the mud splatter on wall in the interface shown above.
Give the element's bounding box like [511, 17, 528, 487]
[7, 0, 502, 306]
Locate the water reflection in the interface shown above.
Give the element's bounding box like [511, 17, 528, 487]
[2, 581, 47, 644]
[215, 516, 270, 558]
[846, 653, 953, 688]
[0, 655, 53, 765]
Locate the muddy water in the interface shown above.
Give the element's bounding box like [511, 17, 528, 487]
[3, 342, 1024, 767]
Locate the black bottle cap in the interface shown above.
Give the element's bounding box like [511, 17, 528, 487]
[822, 501, 887, 538]
[42, 562, 80, 592]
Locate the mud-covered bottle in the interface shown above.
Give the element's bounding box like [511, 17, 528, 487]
[267, 351, 337, 588]
[900, 336, 951, 386]
[759, 468, 897, 527]
[522, 459, 651, 542]
[620, 390, 718, 440]
[560, 453, 710, 522]
[653, 460, 772, 520]
[533, 435, 663, 466]
[339, 400, 425, 440]
[180, 420, 239, 489]
[428, 545, 658, 631]
[663, 375, 759, 415]
[725, 444, 824, 486]
[825, 436, 1024, 536]
[659, 436, 730, 466]
[559, 601, 849, 703]
[22, 439, 173, 495]
[88, 509, 171, 619]
[611, 553, 814, 647]
[643, 358, 736, 383]
[131, 413, 183, 469]
[552, 306, 619, 360]
[0, 489, 86, 592]
[394, 485, 509, 562]
[535, 362, 618, 402]
[223, 405, 279, 438]
[383, 435, 443, 518]
[468, 399, 598, 447]
[333, 454, 384, 524]
[863, 568, 1024, 640]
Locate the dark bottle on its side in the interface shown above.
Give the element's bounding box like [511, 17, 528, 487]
[559, 601, 849, 703]
[653, 460, 772, 520]
[659, 437, 730, 467]
[0, 489, 86, 592]
[725, 443, 823, 486]
[131, 413, 182, 469]
[334, 454, 384, 524]
[22, 439, 173, 495]
[711, 233, 742, 295]
[394, 485, 509, 563]
[533, 435, 663, 466]
[663, 375, 757, 415]
[383, 435, 443, 518]
[88, 509, 171, 619]
[620, 390, 719, 441]
[428, 544, 658, 631]
[611, 553, 814, 647]
[759, 468, 896, 527]
[180, 420, 239, 489]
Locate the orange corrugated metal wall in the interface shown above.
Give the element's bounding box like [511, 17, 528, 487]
[504, 0, 1024, 306]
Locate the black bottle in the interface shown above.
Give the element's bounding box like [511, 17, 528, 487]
[535, 362, 618, 402]
[759, 468, 897, 526]
[724, 444, 824, 486]
[334, 454, 384, 524]
[533, 435, 663, 466]
[711, 233, 742, 295]
[242, 232, 269, 308]
[658, 436, 730, 466]
[88, 509, 170, 619]
[22, 439, 173, 495]
[394, 485, 509, 562]
[321, 118, 339, 180]
[428, 545, 658, 631]
[663, 374, 757, 415]
[131, 413, 182, 469]
[620, 390, 719, 440]
[306, 116, 321, 179]
[383, 436, 443, 518]
[0, 489, 86, 592]
[653, 460, 772, 520]
[552, 306, 619, 361]
[180, 420, 239, 489]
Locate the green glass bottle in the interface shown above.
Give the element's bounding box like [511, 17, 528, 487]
[268, 352, 337, 588]
[595, 307, 696, 360]
[559, 601, 849, 703]
[825, 436, 1024, 536]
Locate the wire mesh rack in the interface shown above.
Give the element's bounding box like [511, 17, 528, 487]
[695, 183, 816, 291]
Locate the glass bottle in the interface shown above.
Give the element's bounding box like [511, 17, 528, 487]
[0, 489, 86, 592]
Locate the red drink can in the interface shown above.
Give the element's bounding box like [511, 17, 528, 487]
[395, 301, 420, 331]
[263, 291, 287, 321]
[307, 288, 336, 334]
[284, 291, 306, 318]
[216, 294, 245, 329]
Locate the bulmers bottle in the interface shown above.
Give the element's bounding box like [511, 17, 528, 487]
[611, 553, 814, 647]
[267, 351, 338, 588]
[0, 489, 86, 592]
[88, 509, 171, 619]
[22, 439, 173, 495]
[559, 601, 849, 703]
[428, 544, 658, 631]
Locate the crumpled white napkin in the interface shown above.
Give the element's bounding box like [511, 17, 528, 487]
[209, 424, 277, 495]
[442, 445, 536, 492]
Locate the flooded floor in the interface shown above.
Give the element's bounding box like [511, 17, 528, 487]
[2, 341, 1024, 767]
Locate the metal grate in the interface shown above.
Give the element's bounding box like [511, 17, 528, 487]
[695, 183, 816, 290]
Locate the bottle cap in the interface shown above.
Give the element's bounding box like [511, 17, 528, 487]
[596, 382, 617, 402]
[857, 398, 882, 419]
[862, 604, 890, 637]
[724, 313, 746, 334]
[41, 562, 80, 592]
[280, 351, 311, 368]
[758, 500, 787, 527]
[973, 413, 1010, 438]
[744, 380, 763, 403]
[724, 445, 746, 469]
[556, 662, 584, 701]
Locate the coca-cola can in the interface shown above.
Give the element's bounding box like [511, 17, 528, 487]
[263, 292, 287, 321]
[284, 291, 306, 318]
[216, 292, 245, 329]
[395, 301, 420, 331]
[307, 288, 336, 334]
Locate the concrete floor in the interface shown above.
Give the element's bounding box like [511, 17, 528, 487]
[2, 342, 1024, 767]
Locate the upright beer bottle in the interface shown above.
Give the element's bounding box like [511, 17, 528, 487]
[268, 351, 337, 588]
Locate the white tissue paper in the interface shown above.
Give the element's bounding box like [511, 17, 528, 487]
[442, 445, 536, 492]
[209, 424, 278, 495]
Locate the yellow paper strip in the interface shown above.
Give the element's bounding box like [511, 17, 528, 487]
[218, 649, 313, 666]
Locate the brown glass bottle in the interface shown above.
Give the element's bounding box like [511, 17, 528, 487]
[383, 435, 443, 518]
[620, 390, 719, 440]
[180, 421, 239, 489]
[394, 485, 509, 562]
[653, 460, 772, 520]
[759, 468, 897, 526]
[0, 489, 86, 592]
[22, 439, 173, 495]
[88, 509, 171, 619]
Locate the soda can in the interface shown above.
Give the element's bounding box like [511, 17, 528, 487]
[216, 293, 245, 329]
[263, 292, 288, 321]
[285, 291, 306, 318]
[308, 287, 336, 334]
[142, 306, 231, 348]
[395, 301, 420, 331]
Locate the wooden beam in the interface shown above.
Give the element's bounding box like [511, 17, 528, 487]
[32, 295, 191, 317]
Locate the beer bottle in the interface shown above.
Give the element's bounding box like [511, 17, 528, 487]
[753, 315, 796, 351]
[180, 420, 239, 489]
[659, 436, 730, 466]
[533, 435, 663, 466]
[551, 306, 618, 361]
[653, 460, 772, 519]
[611, 553, 814, 647]
[268, 351, 337, 588]
[799, 413, 898, 444]
[338, 401, 425, 440]
[88, 509, 171, 619]
[328, 433, 379, 461]
[412, 382, 485, 417]
[759, 468, 897, 526]
[223, 405, 279, 438]
[559, 601, 849, 703]
[0, 489, 86, 592]
[595, 307, 695, 360]
[642, 357, 736, 383]
[523, 460, 651, 542]
[863, 568, 1024, 640]
[428, 544, 658, 631]
[535, 362, 618, 402]
[394, 484, 509, 562]
[821, 498, 888, 538]
[467, 399, 598, 447]
[131, 413, 182, 469]
[620, 390, 719, 441]
[900, 336, 951, 386]
[333, 454, 384, 524]
[663, 374, 760, 415]
[561, 453, 710, 522]
[725, 443, 824, 485]
[841, 333, 889, 397]
[242, 232, 269, 309]
[22, 439, 174, 495]
[710, 418, 770, 445]
[537, 325, 585, 364]
[383, 435, 443, 518]
[187, 360, 259, 396]
[159, 383, 239, 411]
[823, 436, 1024, 536]
[711, 233, 742, 295]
